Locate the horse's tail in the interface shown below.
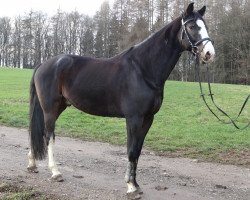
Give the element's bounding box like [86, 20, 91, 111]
[29, 66, 47, 160]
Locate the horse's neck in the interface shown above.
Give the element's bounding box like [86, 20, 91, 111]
[130, 18, 182, 90]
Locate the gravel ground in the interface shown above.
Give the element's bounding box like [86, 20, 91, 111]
[0, 126, 249, 200]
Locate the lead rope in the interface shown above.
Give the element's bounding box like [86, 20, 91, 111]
[194, 56, 250, 130]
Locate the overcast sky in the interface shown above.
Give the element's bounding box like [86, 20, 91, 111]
[0, 0, 114, 17]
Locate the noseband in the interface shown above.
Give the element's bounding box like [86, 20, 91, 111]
[181, 16, 213, 55]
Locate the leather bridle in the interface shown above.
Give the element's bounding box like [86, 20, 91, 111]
[181, 16, 213, 55]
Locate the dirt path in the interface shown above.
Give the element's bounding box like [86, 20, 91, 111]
[0, 126, 250, 200]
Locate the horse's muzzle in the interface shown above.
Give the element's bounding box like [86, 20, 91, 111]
[200, 41, 215, 64]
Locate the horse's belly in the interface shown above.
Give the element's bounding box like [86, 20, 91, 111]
[69, 96, 124, 118]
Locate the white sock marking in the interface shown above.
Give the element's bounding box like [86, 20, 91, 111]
[48, 140, 61, 177]
[127, 182, 137, 193]
[28, 150, 36, 168]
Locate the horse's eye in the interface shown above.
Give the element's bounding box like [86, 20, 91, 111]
[189, 25, 195, 30]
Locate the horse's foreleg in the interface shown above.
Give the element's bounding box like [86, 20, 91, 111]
[27, 150, 38, 173]
[125, 160, 140, 193]
[125, 115, 154, 194]
[48, 136, 63, 182]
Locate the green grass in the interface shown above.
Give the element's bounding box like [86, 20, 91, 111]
[0, 67, 249, 164]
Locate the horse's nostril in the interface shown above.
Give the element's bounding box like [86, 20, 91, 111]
[205, 51, 211, 60]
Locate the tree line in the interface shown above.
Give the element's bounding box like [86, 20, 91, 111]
[0, 0, 249, 84]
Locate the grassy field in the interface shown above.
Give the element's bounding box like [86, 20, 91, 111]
[0, 67, 249, 165]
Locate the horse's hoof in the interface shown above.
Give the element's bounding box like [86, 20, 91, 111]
[126, 192, 142, 200]
[27, 166, 38, 173]
[51, 174, 64, 182]
[127, 183, 143, 194]
[127, 186, 143, 199]
[136, 186, 143, 194]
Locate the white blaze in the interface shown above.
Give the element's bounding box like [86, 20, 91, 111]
[196, 19, 215, 62]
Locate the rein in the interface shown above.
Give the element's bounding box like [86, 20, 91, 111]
[194, 56, 250, 130]
[181, 16, 249, 130]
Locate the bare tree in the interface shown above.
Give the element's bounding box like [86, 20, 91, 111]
[12, 16, 22, 68]
[0, 17, 11, 66]
[94, 1, 111, 57]
[0, 0, 248, 84]
[80, 16, 95, 56]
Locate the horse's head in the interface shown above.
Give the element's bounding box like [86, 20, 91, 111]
[179, 3, 215, 63]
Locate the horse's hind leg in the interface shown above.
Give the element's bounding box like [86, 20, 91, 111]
[47, 136, 63, 182]
[44, 102, 66, 182]
[125, 115, 154, 194]
[27, 150, 38, 173]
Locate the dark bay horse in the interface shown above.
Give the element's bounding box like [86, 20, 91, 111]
[28, 3, 215, 195]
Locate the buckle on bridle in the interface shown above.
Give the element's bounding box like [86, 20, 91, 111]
[192, 46, 199, 55]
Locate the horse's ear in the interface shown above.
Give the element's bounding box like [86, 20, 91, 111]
[185, 2, 194, 16]
[198, 6, 206, 16]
